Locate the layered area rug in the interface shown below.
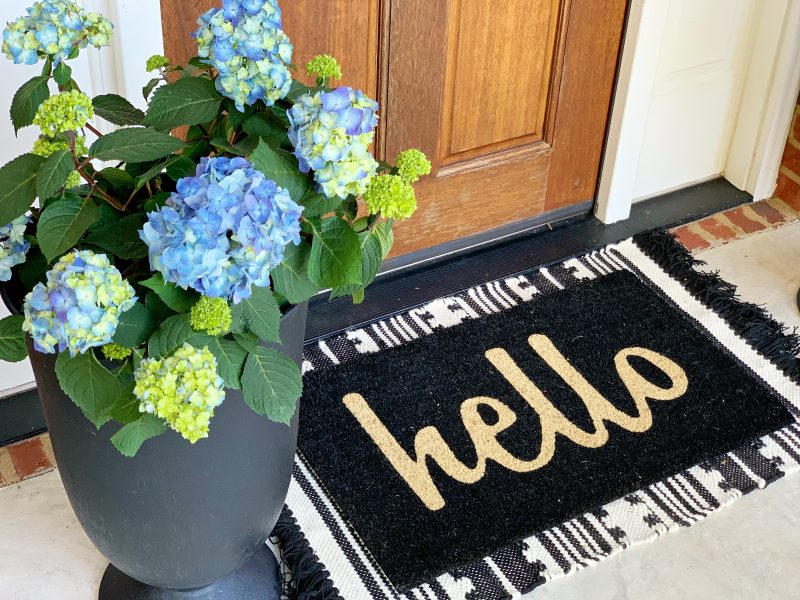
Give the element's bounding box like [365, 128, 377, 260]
[273, 231, 800, 599]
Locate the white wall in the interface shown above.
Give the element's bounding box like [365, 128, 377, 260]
[0, 0, 163, 396]
[632, 0, 757, 201]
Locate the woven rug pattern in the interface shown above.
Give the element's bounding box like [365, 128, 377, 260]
[271, 232, 800, 600]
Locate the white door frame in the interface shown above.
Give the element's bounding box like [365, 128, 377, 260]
[595, 0, 800, 224]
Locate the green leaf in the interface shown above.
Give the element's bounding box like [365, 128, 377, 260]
[0, 315, 27, 362]
[111, 414, 167, 457]
[10, 76, 50, 134]
[147, 313, 194, 359]
[113, 303, 156, 348]
[242, 113, 287, 147]
[144, 290, 174, 323]
[241, 347, 302, 425]
[0, 153, 45, 226]
[92, 94, 145, 126]
[188, 334, 248, 390]
[144, 77, 222, 131]
[142, 77, 162, 100]
[165, 155, 196, 181]
[36, 197, 100, 263]
[140, 273, 197, 313]
[230, 286, 281, 342]
[84, 213, 148, 259]
[36, 149, 73, 201]
[106, 387, 141, 423]
[329, 227, 383, 299]
[374, 219, 394, 258]
[271, 242, 320, 303]
[233, 332, 258, 353]
[55, 350, 122, 428]
[300, 189, 342, 219]
[96, 167, 135, 190]
[308, 216, 362, 288]
[183, 137, 212, 162]
[89, 127, 186, 163]
[53, 61, 72, 87]
[249, 139, 310, 201]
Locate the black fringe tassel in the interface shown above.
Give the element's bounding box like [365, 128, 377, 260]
[271, 506, 342, 600]
[633, 229, 800, 382]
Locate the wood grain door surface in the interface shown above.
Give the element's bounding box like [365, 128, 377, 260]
[160, 0, 627, 257]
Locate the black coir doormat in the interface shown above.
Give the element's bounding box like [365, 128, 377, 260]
[272, 232, 800, 600]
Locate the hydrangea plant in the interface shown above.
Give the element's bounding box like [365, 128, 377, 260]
[0, 0, 430, 456]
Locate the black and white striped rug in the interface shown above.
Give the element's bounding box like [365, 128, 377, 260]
[272, 230, 800, 599]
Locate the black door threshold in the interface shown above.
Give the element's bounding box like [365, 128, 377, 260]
[305, 177, 751, 341]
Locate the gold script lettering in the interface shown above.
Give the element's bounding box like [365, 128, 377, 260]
[343, 334, 688, 511]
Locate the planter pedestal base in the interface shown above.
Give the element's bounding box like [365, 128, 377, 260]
[98, 544, 281, 599]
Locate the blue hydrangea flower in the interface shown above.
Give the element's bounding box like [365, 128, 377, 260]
[2, 0, 113, 66]
[194, 0, 292, 111]
[140, 156, 303, 304]
[0, 216, 31, 282]
[288, 87, 379, 199]
[22, 250, 136, 356]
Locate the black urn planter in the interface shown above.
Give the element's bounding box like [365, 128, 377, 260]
[26, 302, 308, 599]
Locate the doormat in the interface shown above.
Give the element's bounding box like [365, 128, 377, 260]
[272, 231, 800, 599]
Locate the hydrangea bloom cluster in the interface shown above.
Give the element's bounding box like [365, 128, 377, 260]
[134, 343, 225, 443]
[22, 250, 136, 355]
[33, 134, 86, 189]
[2, 0, 112, 65]
[306, 54, 341, 82]
[33, 90, 94, 136]
[145, 54, 169, 72]
[194, 0, 292, 111]
[395, 149, 431, 183]
[102, 343, 131, 361]
[0, 216, 31, 282]
[288, 86, 379, 199]
[140, 156, 303, 304]
[363, 174, 417, 220]
[190, 296, 232, 336]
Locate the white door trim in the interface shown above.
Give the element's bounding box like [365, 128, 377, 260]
[595, 0, 800, 224]
[725, 0, 800, 201]
[594, 0, 665, 224]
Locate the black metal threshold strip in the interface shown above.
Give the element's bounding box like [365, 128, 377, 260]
[0, 177, 749, 447]
[305, 177, 751, 340]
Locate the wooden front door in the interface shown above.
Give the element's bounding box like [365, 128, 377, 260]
[160, 0, 627, 257]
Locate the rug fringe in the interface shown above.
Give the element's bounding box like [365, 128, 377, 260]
[633, 229, 800, 382]
[272, 506, 342, 600]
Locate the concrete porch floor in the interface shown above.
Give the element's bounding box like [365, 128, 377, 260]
[2, 222, 800, 599]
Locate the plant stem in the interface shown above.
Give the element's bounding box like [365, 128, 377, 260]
[68, 131, 126, 212]
[84, 122, 103, 138]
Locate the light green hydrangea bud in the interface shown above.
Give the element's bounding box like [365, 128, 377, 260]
[65, 171, 82, 188]
[395, 148, 431, 183]
[306, 54, 342, 82]
[189, 296, 232, 336]
[134, 343, 225, 443]
[146, 54, 169, 72]
[102, 343, 132, 361]
[33, 90, 94, 137]
[363, 174, 417, 220]
[32, 134, 88, 158]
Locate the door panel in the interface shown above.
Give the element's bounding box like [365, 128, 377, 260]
[160, 0, 627, 257]
[442, 0, 559, 160]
